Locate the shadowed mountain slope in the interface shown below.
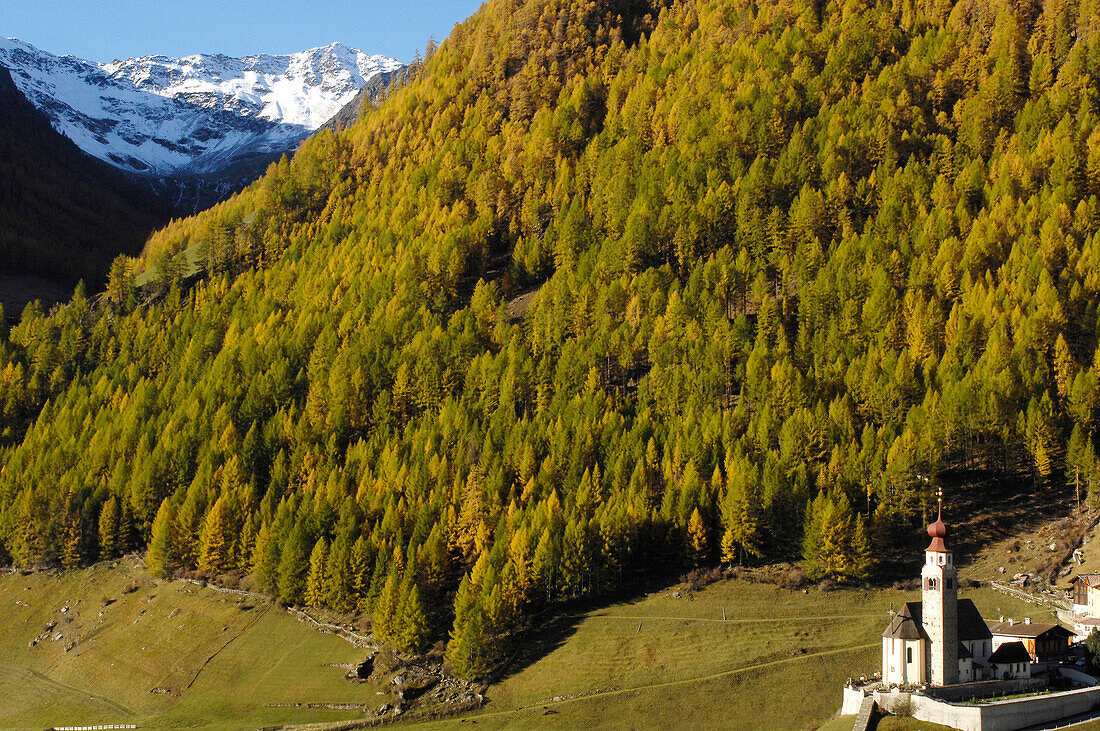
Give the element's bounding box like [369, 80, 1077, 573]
[0, 65, 170, 302]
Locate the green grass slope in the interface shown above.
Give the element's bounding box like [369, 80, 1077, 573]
[0, 559, 379, 730]
[417, 574, 1046, 730]
[0, 557, 1055, 730]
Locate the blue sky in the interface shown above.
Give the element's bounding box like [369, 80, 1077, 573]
[0, 1, 484, 63]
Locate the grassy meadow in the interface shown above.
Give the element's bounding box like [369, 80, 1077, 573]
[0, 558, 384, 730]
[415, 575, 1046, 730]
[0, 556, 1058, 730]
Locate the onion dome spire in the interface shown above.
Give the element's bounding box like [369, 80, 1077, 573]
[926, 488, 948, 552]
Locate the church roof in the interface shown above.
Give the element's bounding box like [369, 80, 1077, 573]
[958, 641, 972, 659]
[958, 599, 993, 641]
[882, 599, 991, 641]
[883, 602, 928, 641]
[926, 504, 949, 552]
[988, 641, 1032, 665]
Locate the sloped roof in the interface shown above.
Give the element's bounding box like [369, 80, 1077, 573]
[958, 599, 993, 641]
[988, 641, 1032, 664]
[884, 602, 928, 641]
[1074, 574, 1100, 588]
[986, 620, 1074, 640]
[958, 641, 972, 659]
[883, 599, 991, 642]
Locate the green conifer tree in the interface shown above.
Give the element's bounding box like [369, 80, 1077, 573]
[60, 517, 82, 570]
[277, 527, 310, 605]
[305, 537, 329, 608]
[98, 496, 120, 561]
[198, 497, 231, 574]
[373, 569, 401, 643]
[251, 522, 273, 586]
[146, 499, 176, 578]
[398, 583, 430, 653]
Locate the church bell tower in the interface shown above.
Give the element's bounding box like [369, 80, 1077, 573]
[921, 490, 958, 686]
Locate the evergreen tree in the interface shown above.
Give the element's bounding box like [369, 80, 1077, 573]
[198, 496, 232, 574]
[373, 569, 401, 643]
[277, 527, 310, 605]
[350, 535, 372, 604]
[687, 507, 709, 566]
[305, 537, 329, 608]
[60, 517, 82, 570]
[98, 496, 120, 561]
[398, 583, 430, 653]
[325, 534, 354, 613]
[146, 499, 176, 578]
[251, 522, 277, 591]
[722, 459, 763, 563]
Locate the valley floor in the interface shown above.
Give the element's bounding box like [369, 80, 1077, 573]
[0, 556, 1060, 730]
[414, 575, 1045, 730]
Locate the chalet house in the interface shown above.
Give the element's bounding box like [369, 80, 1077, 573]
[986, 618, 1074, 664]
[1072, 573, 1100, 639]
[986, 641, 1033, 679]
[1076, 616, 1100, 642]
[1073, 573, 1100, 616]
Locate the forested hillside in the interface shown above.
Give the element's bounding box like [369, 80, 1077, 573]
[4, 0, 1100, 678]
[0, 67, 170, 290]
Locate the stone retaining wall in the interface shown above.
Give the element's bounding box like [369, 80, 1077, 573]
[868, 685, 1100, 731]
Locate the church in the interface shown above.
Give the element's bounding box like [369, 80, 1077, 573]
[881, 499, 1017, 686]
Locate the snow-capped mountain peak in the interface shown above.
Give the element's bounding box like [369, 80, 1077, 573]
[0, 38, 402, 178]
[101, 42, 402, 129]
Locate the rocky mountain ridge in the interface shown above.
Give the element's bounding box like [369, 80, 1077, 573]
[0, 38, 402, 207]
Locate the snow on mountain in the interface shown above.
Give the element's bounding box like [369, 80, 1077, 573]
[102, 43, 402, 130]
[0, 38, 401, 178]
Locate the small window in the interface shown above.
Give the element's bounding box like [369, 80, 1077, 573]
[907, 647, 913, 663]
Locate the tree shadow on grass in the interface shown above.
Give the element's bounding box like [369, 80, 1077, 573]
[484, 570, 693, 691]
[484, 612, 585, 690]
[487, 468, 1086, 694]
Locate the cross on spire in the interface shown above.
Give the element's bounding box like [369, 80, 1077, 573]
[926, 485, 949, 551]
